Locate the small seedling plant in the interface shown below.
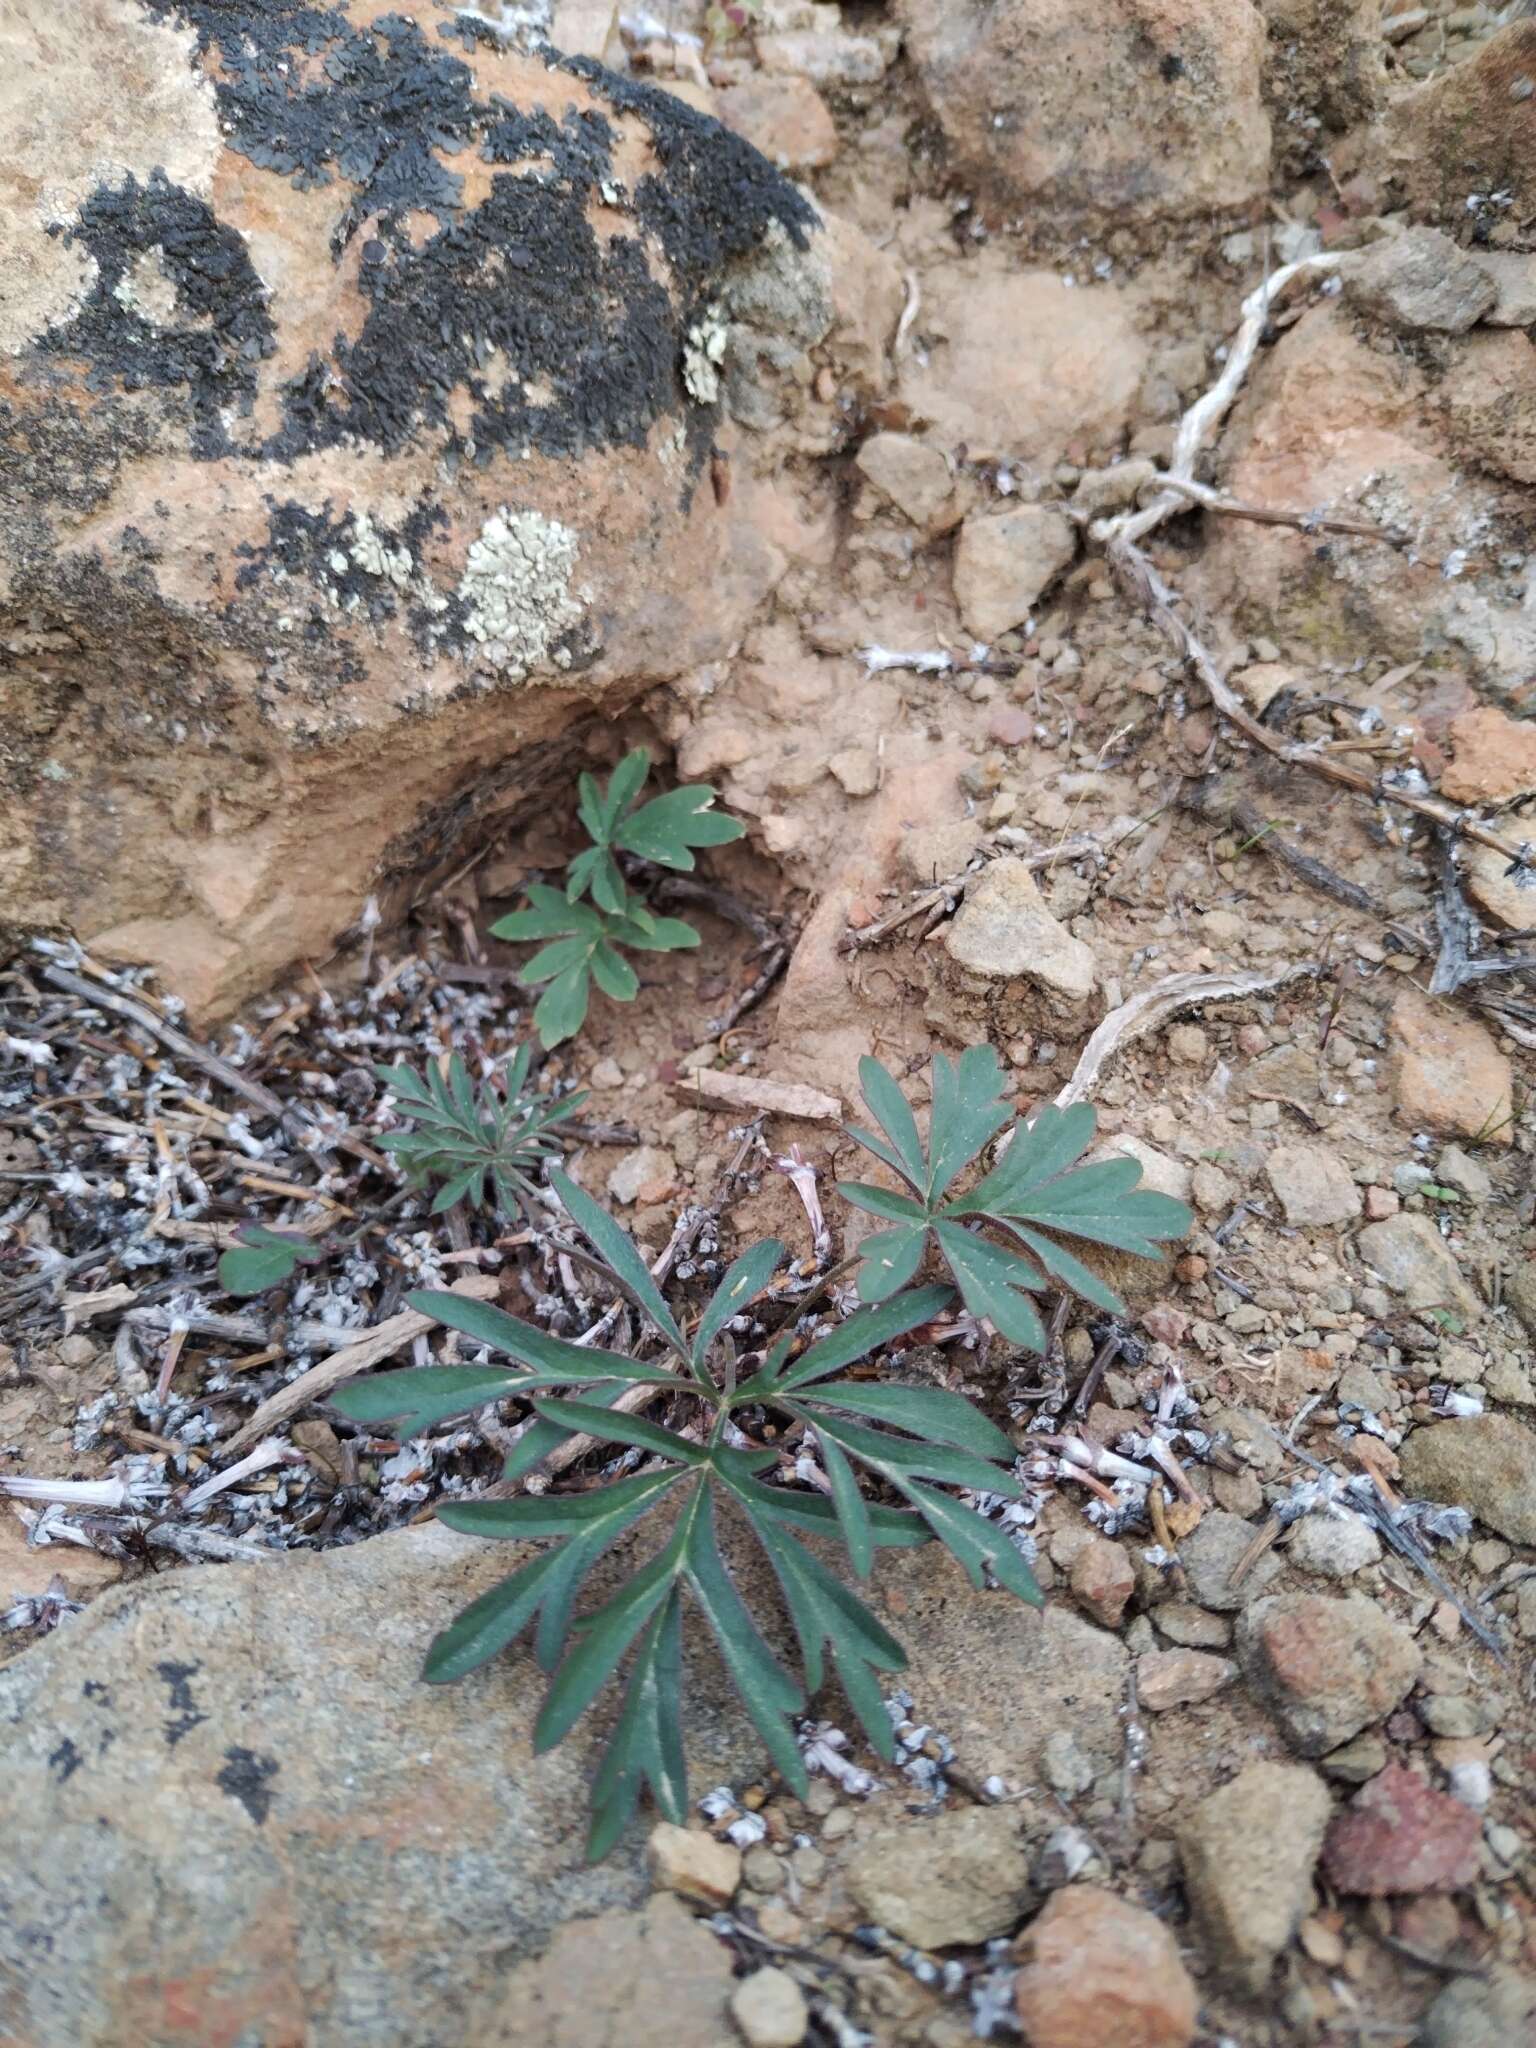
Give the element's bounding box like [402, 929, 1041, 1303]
[217, 1223, 324, 1297]
[374, 1048, 584, 1219]
[333, 1052, 1190, 1857]
[839, 1047, 1190, 1347]
[490, 748, 743, 1049]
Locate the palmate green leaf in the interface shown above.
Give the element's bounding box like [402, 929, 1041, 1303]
[426, 1471, 684, 1682]
[853, 1054, 926, 1188]
[803, 1379, 1015, 1461]
[531, 1394, 708, 1464]
[217, 1223, 324, 1297]
[839, 1061, 1191, 1351]
[816, 1429, 873, 1578]
[682, 1488, 807, 1794]
[491, 883, 605, 944]
[851, 1224, 927, 1302]
[331, 1364, 521, 1436]
[406, 1288, 689, 1388]
[786, 1405, 1024, 1502]
[732, 1500, 904, 1760]
[691, 1238, 786, 1370]
[551, 1168, 688, 1357]
[927, 1045, 1012, 1201]
[720, 1472, 931, 1550]
[610, 912, 701, 954]
[614, 785, 745, 869]
[532, 964, 592, 1049]
[587, 1590, 688, 1860]
[734, 1283, 953, 1402]
[899, 1484, 1043, 1606]
[931, 1218, 1047, 1350]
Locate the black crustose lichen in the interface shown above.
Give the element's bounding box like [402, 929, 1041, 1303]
[86, 1, 820, 468]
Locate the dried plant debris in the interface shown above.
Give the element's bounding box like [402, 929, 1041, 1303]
[0, 937, 608, 1595]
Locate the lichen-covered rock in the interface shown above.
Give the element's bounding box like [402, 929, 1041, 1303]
[894, 0, 1271, 231]
[0, 0, 826, 1015]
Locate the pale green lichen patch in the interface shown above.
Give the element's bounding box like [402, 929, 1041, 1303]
[683, 304, 729, 405]
[457, 506, 583, 674]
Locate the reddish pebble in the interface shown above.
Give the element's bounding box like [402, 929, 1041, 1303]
[1363, 1186, 1399, 1221]
[1142, 1303, 1189, 1347]
[1322, 1763, 1483, 1896]
[1137, 1648, 1236, 1712]
[987, 705, 1035, 748]
[1015, 1887, 1197, 2048]
[1236, 1024, 1268, 1056]
[1069, 1536, 1135, 1630]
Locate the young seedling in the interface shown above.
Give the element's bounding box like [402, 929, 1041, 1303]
[491, 748, 743, 1048]
[374, 1047, 584, 1218]
[217, 1223, 325, 1297]
[332, 1169, 1037, 1858]
[837, 1047, 1191, 1346]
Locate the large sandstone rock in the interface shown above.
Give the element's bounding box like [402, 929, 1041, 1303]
[1259, 0, 1384, 164]
[1343, 20, 1536, 226]
[895, 0, 1270, 229]
[1191, 302, 1536, 695]
[0, 1517, 1121, 2045]
[0, 0, 827, 1016]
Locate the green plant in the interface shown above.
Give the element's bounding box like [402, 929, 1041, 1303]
[332, 1168, 1038, 1858]
[374, 1048, 585, 1218]
[837, 1048, 1192, 1348]
[490, 749, 743, 1049]
[218, 1223, 324, 1297]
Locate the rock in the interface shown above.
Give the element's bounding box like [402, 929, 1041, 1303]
[828, 748, 880, 798]
[1137, 1648, 1236, 1711]
[1434, 1145, 1493, 1202]
[1094, 1135, 1191, 1206]
[1356, 1213, 1481, 1320]
[607, 1145, 677, 1207]
[588, 1056, 626, 1090]
[1177, 1762, 1333, 1994]
[1478, 251, 1536, 329]
[1041, 1729, 1096, 1800]
[1506, 1261, 1536, 1341]
[1390, 989, 1514, 1148]
[715, 75, 839, 173]
[730, 1967, 809, 2048]
[1398, 1415, 1536, 1547]
[1322, 1762, 1482, 1895]
[1180, 1509, 1284, 1613]
[842, 1806, 1032, 1948]
[952, 507, 1077, 641]
[1237, 1593, 1422, 1757]
[756, 24, 898, 88]
[898, 261, 1148, 467]
[1284, 1511, 1381, 1579]
[1487, 1356, 1535, 1408]
[0, 1522, 773, 2044]
[1260, 0, 1385, 161]
[1418, 1966, 1536, 2048]
[1189, 302, 1536, 693]
[1265, 1143, 1363, 1227]
[1342, 227, 1497, 334]
[1321, 1735, 1389, 1784]
[496, 1893, 735, 2046]
[1069, 1536, 1135, 1629]
[648, 1822, 741, 1909]
[1442, 706, 1536, 804]
[1463, 841, 1536, 932]
[1153, 1603, 1232, 1651]
[1345, 19, 1536, 226]
[0, 1509, 123, 1604]
[854, 432, 955, 530]
[1441, 331, 1536, 487]
[1073, 458, 1156, 516]
[895, 0, 1269, 227]
[1012, 1886, 1198, 2048]
[0, 0, 822, 1018]
[944, 858, 1097, 1016]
